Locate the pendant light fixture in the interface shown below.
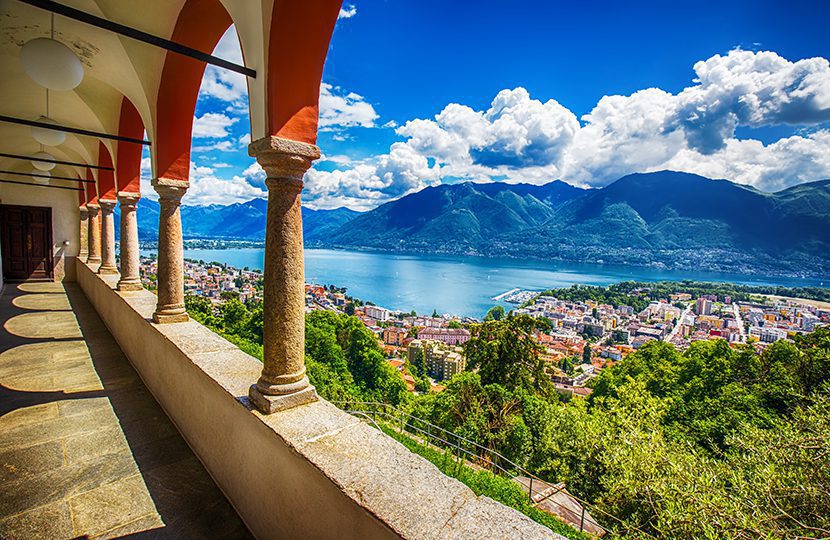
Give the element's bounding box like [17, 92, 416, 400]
[32, 147, 56, 171]
[20, 13, 83, 91]
[32, 89, 67, 146]
[32, 169, 51, 184]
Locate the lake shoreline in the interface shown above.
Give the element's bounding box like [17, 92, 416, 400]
[140, 239, 829, 281]
[140, 247, 828, 318]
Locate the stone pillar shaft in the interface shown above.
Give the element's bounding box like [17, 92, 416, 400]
[86, 204, 102, 264]
[117, 192, 142, 291]
[152, 179, 189, 323]
[248, 136, 321, 414]
[98, 200, 118, 274]
[78, 207, 89, 263]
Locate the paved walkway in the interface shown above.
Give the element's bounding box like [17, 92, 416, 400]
[0, 281, 251, 539]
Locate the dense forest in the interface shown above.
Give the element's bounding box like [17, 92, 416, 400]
[185, 293, 830, 539]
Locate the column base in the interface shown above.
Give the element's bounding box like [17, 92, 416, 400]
[249, 384, 318, 414]
[87, 257, 102, 265]
[116, 280, 143, 292]
[152, 310, 190, 324]
[98, 265, 119, 275]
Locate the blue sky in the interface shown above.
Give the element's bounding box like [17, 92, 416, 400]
[144, 0, 830, 208]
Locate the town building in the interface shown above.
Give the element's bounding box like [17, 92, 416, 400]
[365, 305, 391, 321]
[383, 326, 409, 346]
[417, 327, 471, 345]
[696, 298, 713, 316]
[408, 339, 466, 381]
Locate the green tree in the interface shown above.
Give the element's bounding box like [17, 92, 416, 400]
[582, 343, 591, 365]
[465, 314, 552, 396]
[305, 310, 408, 405]
[220, 290, 239, 301]
[484, 305, 505, 321]
[219, 298, 250, 334]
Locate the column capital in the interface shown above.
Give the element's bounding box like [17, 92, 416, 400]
[249, 136, 320, 188]
[117, 191, 141, 205]
[99, 199, 117, 211]
[79, 206, 89, 217]
[152, 178, 188, 202]
[86, 203, 100, 215]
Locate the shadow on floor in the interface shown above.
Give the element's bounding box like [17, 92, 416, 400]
[0, 282, 251, 539]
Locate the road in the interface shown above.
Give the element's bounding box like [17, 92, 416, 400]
[666, 303, 693, 343]
[732, 303, 746, 343]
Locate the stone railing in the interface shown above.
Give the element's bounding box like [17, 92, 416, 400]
[75, 260, 561, 540]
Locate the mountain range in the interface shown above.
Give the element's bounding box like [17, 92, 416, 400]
[132, 198, 359, 243]
[133, 171, 830, 277]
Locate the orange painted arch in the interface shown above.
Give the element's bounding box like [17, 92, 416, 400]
[78, 179, 85, 208]
[155, 0, 232, 183]
[97, 142, 116, 201]
[85, 168, 98, 206]
[267, 0, 341, 144]
[116, 98, 144, 194]
[154, 0, 341, 183]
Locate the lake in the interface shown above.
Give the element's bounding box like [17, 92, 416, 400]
[139, 247, 827, 318]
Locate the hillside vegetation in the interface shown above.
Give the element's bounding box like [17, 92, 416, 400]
[186, 291, 830, 539]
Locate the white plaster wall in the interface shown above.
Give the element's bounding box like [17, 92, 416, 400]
[0, 183, 79, 282]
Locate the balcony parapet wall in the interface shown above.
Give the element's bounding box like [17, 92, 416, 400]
[74, 260, 560, 540]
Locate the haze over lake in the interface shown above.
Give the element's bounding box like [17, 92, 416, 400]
[140, 248, 828, 318]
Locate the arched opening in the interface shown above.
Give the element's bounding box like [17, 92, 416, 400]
[154, 0, 234, 184]
[115, 97, 144, 195]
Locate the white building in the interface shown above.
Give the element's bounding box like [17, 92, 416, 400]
[365, 305, 390, 321]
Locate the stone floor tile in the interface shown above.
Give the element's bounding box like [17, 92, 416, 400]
[92, 513, 165, 539]
[0, 407, 118, 452]
[11, 292, 71, 311]
[0, 450, 140, 517]
[69, 474, 159, 537]
[3, 311, 83, 340]
[63, 426, 130, 465]
[0, 402, 58, 431]
[0, 282, 250, 537]
[0, 440, 65, 483]
[0, 501, 74, 540]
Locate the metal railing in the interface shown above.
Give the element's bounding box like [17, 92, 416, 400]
[332, 400, 653, 538]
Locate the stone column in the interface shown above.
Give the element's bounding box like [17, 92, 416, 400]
[78, 207, 89, 263]
[248, 136, 320, 414]
[151, 179, 189, 323]
[98, 200, 119, 274]
[117, 192, 142, 291]
[86, 203, 102, 265]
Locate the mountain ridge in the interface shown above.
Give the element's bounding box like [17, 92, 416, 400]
[130, 171, 830, 278]
[318, 171, 830, 277]
[132, 198, 359, 243]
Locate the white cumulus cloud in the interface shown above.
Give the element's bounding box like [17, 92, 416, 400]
[199, 26, 248, 108]
[319, 83, 379, 130]
[311, 49, 830, 209]
[184, 162, 266, 206]
[338, 4, 357, 19]
[671, 50, 830, 153]
[305, 143, 441, 210]
[192, 112, 238, 139]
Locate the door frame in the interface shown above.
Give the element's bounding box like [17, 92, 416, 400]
[0, 204, 54, 282]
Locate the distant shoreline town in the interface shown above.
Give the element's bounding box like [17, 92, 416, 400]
[139, 256, 829, 397]
[138, 237, 830, 281]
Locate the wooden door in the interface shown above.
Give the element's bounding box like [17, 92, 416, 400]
[1, 205, 53, 281]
